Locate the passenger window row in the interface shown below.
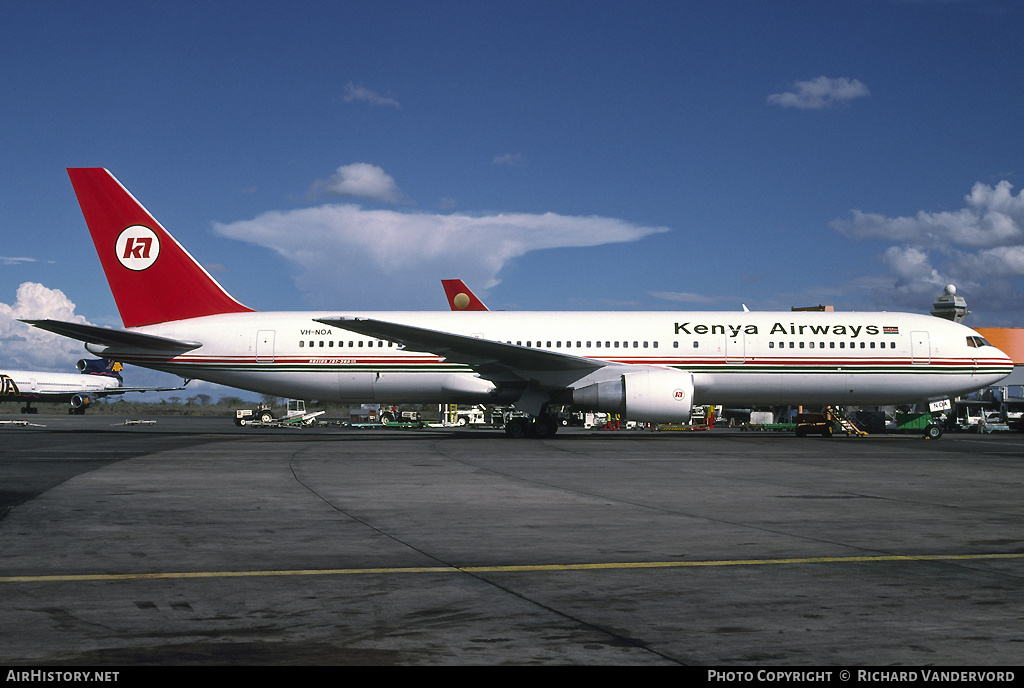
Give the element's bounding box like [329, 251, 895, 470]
[298, 338, 899, 352]
[510, 341, 659, 349]
[300, 340, 393, 348]
[507, 339, 900, 351]
[767, 341, 897, 350]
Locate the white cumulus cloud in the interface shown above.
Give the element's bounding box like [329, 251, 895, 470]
[768, 76, 870, 110]
[214, 205, 669, 310]
[829, 181, 1024, 321]
[342, 82, 400, 109]
[0, 282, 90, 370]
[831, 180, 1024, 249]
[309, 163, 404, 203]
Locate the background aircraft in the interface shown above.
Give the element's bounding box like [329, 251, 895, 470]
[1, 358, 185, 414]
[442, 279, 489, 311]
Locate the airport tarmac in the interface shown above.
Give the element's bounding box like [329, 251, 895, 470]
[1, 413, 1023, 666]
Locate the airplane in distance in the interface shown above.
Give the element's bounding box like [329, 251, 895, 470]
[24, 168, 1014, 437]
[1, 358, 184, 414]
[442, 279, 489, 311]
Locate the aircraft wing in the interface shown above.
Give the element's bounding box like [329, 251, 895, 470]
[22, 320, 202, 352]
[315, 316, 615, 387]
[95, 382, 190, 396]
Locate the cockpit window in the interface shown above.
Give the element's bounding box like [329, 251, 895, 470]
[966, 336, 992, 348]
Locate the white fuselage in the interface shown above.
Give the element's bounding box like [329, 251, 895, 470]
[85, 310, 1013, 409]
[0, 370, 120, 403]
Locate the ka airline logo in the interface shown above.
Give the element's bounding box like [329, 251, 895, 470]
[115, 225, 160, 271]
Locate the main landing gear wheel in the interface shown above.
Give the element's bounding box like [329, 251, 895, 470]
[530, 417, 558, 438]
[504, 415, 559, 438]
[504, 417, 531, 438]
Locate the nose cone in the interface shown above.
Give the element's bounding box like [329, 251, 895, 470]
[975, 327, 1021, 385]
[993, 346, 1014, 379]
[976, 343, 1015, 389]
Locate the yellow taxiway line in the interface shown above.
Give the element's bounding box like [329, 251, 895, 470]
[2, 552, 1021, 584]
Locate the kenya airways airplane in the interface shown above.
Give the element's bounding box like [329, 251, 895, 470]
[24, 168, 1014, 437]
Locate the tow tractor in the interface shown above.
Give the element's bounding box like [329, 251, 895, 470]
[235, 399, 325, 427]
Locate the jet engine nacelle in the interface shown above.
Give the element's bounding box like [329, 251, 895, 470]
[77, 358, 122, 380]
[70, 394, 92, 409]
[571, 368, 694, 424]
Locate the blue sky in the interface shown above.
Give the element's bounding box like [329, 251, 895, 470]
[1, 1, 1023, 397]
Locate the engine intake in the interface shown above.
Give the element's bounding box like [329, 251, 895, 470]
[572, 368, 694, 423]
[70, 394, 92, 409]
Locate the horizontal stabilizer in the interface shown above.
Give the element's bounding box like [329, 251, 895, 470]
[104, 383, 190, 395]
[22, 320, 201, 352]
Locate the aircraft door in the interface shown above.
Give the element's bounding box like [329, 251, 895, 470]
[911, 331, 930, 365]
[256, 330, 275, 363]
[725, 333, 745, 363]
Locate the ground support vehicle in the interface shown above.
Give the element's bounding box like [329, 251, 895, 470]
[235, 400, 325, 427]
[234, 402, 275, 426]
[893, 412, 945, 439]
[794, 413, 833, 437]
[976, 415, 1010, 433]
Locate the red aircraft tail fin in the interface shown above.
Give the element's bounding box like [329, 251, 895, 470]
[442, 279, 489, 311]
[67, 168, 254, 327]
